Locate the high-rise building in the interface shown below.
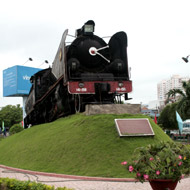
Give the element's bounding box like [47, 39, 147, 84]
[157, 75, 189, 101]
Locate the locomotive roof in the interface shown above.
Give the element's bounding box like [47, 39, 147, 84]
[30, 67, 52, 83]
[33, 67, 51, 76]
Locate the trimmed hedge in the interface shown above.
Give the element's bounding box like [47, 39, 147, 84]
[0, 178, 73, 190]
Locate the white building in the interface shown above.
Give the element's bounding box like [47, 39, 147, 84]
[157, 75, 189, 102]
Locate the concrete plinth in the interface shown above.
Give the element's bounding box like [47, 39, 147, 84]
[84, 104, 141, 115]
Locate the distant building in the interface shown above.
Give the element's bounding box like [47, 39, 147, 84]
[141, 106, 159, 118]
[157, 75, 189, 102]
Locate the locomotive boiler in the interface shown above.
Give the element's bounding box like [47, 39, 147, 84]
[24, 20, 132, 127]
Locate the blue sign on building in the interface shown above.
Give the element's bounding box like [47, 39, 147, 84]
[3, 65, 42, 97]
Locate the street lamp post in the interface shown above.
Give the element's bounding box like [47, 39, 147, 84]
[22, 58, 33, 65]
[39, 60, 49, 67]
[182, 55, 190, 63]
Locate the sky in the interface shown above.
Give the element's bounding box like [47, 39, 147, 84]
[1, 0, 190, 107]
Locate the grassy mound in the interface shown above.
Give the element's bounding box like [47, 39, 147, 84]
[0, 113, 171, 178]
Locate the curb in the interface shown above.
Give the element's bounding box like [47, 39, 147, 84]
[0, 165, 137, 182]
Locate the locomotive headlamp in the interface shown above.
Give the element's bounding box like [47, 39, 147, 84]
[79, 82, 84, 88]
[118, 82, 123, 87]
[71, 62, 77, 70]
[83, 20, 95, 35]
[84, 24, 94, 33]
[117, 62, 122, 68]
[68, 58, 80, 72]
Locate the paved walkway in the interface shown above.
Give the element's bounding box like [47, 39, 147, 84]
[0, 165, 189, 190]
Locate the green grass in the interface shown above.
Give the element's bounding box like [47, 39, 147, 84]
[0, 113, 171, 178]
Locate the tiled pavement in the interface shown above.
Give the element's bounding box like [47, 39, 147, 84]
[0, 165, 189, 190]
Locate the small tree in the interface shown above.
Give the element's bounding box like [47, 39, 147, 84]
[9, 124, 24, 135]
[0, 105, 23, 129]
[158, 103, 178, 130]
[166, 80, 190, 120]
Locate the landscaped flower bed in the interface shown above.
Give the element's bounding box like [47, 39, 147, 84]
[0, 177, 73, 190]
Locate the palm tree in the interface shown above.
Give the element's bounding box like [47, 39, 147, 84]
[166, 89, 185, 104]
[166, 80, 190, 120]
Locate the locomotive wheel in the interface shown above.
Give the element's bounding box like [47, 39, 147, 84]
[75, 94, 81, 113]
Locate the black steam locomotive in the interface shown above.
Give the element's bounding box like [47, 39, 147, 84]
[24, 20, 132, 127]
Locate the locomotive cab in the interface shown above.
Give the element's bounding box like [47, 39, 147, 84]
[32, 68, 57, 101]
[25, 68, 57, 115]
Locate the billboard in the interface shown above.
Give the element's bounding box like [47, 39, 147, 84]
[3, 65, 42, 97]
